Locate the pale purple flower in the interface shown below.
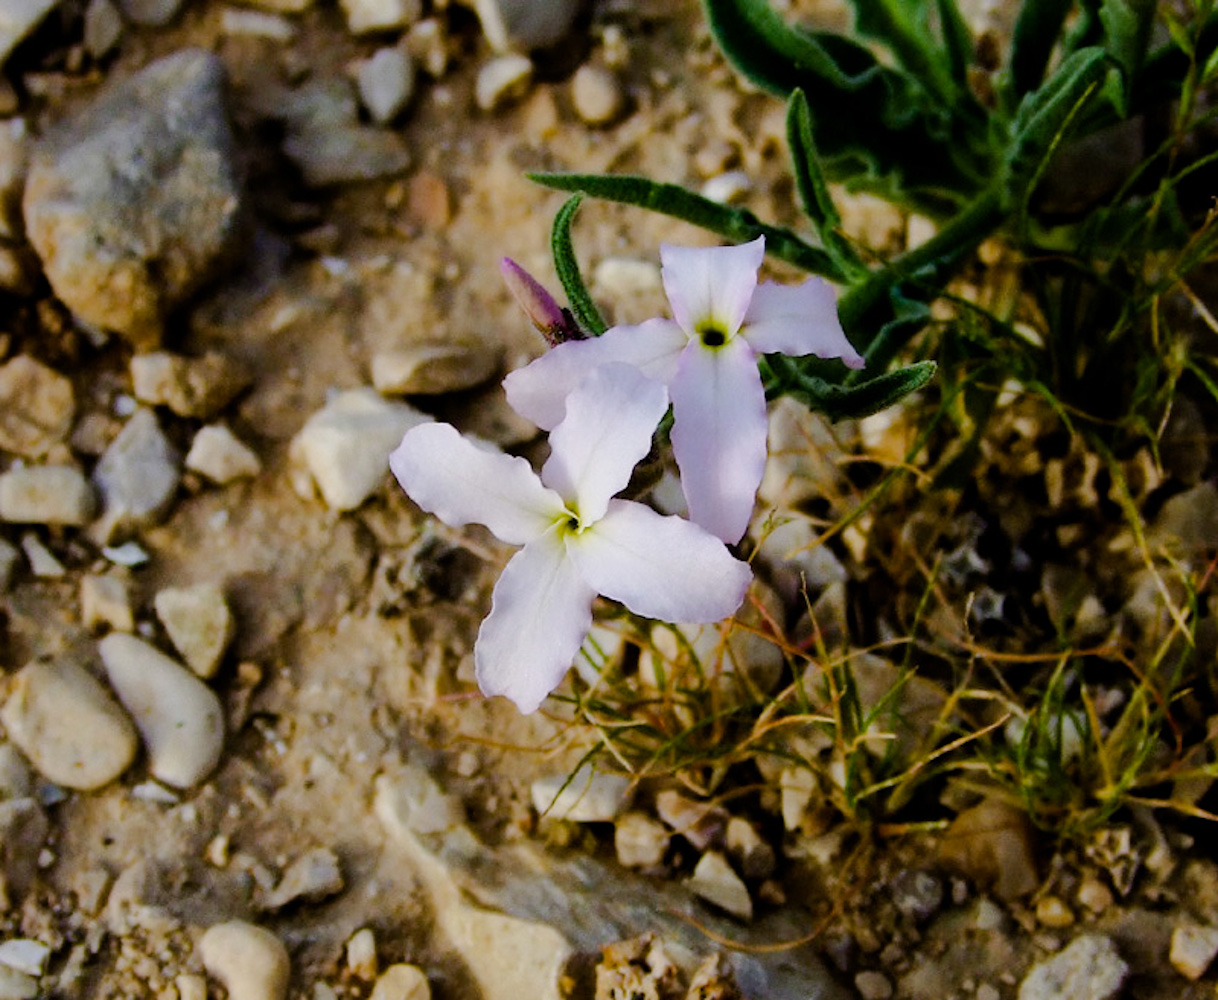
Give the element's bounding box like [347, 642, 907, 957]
[389, 363, 752, 714]
[503, 236, 864, 544]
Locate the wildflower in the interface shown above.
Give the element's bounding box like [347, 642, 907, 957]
[504, 237, 864, 544]
[389, 363, 752, 714]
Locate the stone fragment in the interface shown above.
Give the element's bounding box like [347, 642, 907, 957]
[406, 171, 450, 228]
[0, 797, 47, 909]
[339, 0, 420, 33]
[701, 170, 751, 204]
[176, 975, 208, 1000]
[0, 356, 75, 459]
[260, 847, 344, 910]
[185, 424, 262, 483]
[0, 743, 33, 800]
[283, 128, 411, 188]
[0, 538, 16, 592]
[0, 0, 59, 67]
[531, 764, 632, 822]
[91, 408, 181, 543]
[0, 245, 33, 296]
[22, 50, 245, 349]
[654, 790, 726, 851]
[358, 47, 416, 125]
[0, 658, 137, 790]
[890, 869, 944, 924]
[373, 768, 465, 838]
[292, 388, 430, 511]
[614, 812, 669, 869]
[0, 965, 37, 999]
[725, 817, 775, 880]
[220, 7, 296, 39]
[754, 512, 847, 604]
[939, 798, 1039, 901]
[98, 633, 225, 788]
[407, 18, 448, 77]
[854, 971, 893, 1000]
[117, 0, 184, 25]
[154, 582, 234, 679]
[83, 0, 123, 57]
[779, 766, 816, 832]
[369, 965, 429, 1000]
[475, 55, 533, 112]
[1169, 922, 1218, 980]
[592, 256, 662, 302]
[687, 851, 752, 921]
[571, 65, 624, 126]
[347, 928, 378, 981]
[200, 921, 291, 1000]
[1150, 481, 1218, 556]
[80, 573, 135, 631]
[0, 118, 26, 239]
[1036, 894, 1075, 928]
[0, 939, 49, 977]
[370, 342, 499, 395]
[0, 466, 94, 526]
[1018, 935, 1127, 1000]
[1076, 877, 1113, 915]
[473, 0, 581, 51]
[19, 534, 63, 577]
[130, 350, 251, 419]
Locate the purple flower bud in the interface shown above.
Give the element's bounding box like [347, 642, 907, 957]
[500, 258, 584, 345]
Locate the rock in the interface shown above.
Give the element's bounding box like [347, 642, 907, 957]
[339, 0, 420, 34]
[22, 50, 245, 349]
[83, 0, 123, 57]
[654, 790, 726, 851]
[530, 763, 632, 822]
[0, 940, 50, 977]
[19, 534, 63, 577]
[687, 851, 752, 921]
[369, 965, 429, 1000]
[117, 0, 183, 25]
[80, 573, 135, 631]
[1169, 922, 1218, 980]
[0, 538, 16, 592]
[614, 812, 670, 869]
[779, 766, 816, 832]
[175, 975, 208, 1000]
[891, 870, 944, 924]
[407, 18, 448, 77]
[220, 8, 296, 39]
[283, 127, 411, 187]
[1150, 481, 1218, 557]
[346, 928, 378, 981]
[0, 797, 48, 908]
[854, 971, 893, 1000]
[753, 512, 847, 604]
[1077, 877, 1114, 915]
[373, 767, 465, 838]
[726, 817, 775, 880]
[0, 965, 37, 999]
[98, 633, 225, 788]
[759, 397, 852, 511]
[406, 170, 451, 228]
[154, 582, 235, 679]
[473, 0, 582, 51]
[475, 55, 533, 112]
[0, 118, 26, 239]
[292, 388, 431, 511]
[0, 245, 35, 296]
[701, 170, 751, 204]
[0, 657, 138, 790]
[370, 342, 500, 395]
[260, 847, 344, 910]
[0, 743, 33, 800]
[0, 466, 95, 526]
[571, 65, 624, 126]
[592, 255, 662, 301]
[185, 424, 262, 483]
[357, 47, 416, 125]
[0, 0, 59, 68]
[199, 921, 291, 1000]
[130, 351, 251, 419]
[1017, 935, 1127, 1000]
[91, 408, 181, 543]
[0, 356, 75, 459]
[939, 798, 1039, 901]
[1036, 895, 1075, 928]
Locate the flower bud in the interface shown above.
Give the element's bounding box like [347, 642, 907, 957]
[500, 258, 584, 345]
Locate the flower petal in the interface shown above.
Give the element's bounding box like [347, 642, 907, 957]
[669, 338, 769, 544]
[568, 499, 751, 623]
[660, 237, 765, 338]
[541, 363, 669, 522]
[390, 422, 564, 545]
[476, 532, 596, 714]
[503, 319, 686, 430]
[742, 279, 865, 368]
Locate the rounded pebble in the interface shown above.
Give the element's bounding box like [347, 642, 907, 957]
[347, 927, 378, 981]
[200, 921, 290, 1000]
[369, 964, 430, 1000]
[98, 633, 224, 788]
[571, 64, 624, 126]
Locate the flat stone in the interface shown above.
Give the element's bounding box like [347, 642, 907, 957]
[371, 342, 500, 395]
[687, 851, 752, 921]
[339, 0, 420, 34]
[0, 356, 74, 459]
[357, 47, 416, 125]
[1169, 922, 1218, 980]
[91, 408, 181, 543]
[293, 388, 431, 511]
[475, 55, 533, 112]
[0, 466, 94, 526]
[80, 573, 135, 632]
[0, 657, 138, 790]
[854, 971, 893, 1000]
[0, 939, 50, 977]
[200, 921, 290, 1000]
[185, 424, 262, 483]
[369, 964, 429, 1000]
[98, 633, 225, 788]
[473, 0, 581, 51]
[154, 582, 235, 679]
[1018, 935, 1127, 1000]
[22, 50, 245, 348]
[130, 350, 251, 419]
[0, 0, 59, 68]
[531, 764, 632, 822]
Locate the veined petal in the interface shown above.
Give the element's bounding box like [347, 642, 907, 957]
[568, 500, 751, 623]
[542, 363, 669, 522]
[503, 320, 686, 430]
[670, 338, 769, 544]
[390, 422, 564, 545]
[742, 279, 865, 369]
[476, 532, 596, 714]
[660, 237, 765, 339]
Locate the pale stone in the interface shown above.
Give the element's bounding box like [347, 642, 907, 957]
[0, 658, 137, 791]
[571, 65, 624, 126]
[154, 583, 234, 679]
[261, 847, 344, 909]
[0, 356, 74, 459]
[0, 466, 94, 526]
[357, 47, 416, 124]
[18, 534, 63, 577]
[700, 170, 751, 204]
[83, 0, 123, 57]
[369, 964, 429, 1000]
[614, 812, 669, 869]
[80, 574, 135, 632]
[117, 0, 184, 26]
[531, 764, 632, 822]
[370, 342, 499, 395]
[220, 7, 296, 39]
[185, 424, 262, 483]
[0, 966, 37, 1000]
[200, 921, 291, 1000]
[346, 927, 378, 981]
[91, 408, 181, 543]
[0, 939, 49, 977]
[475, 55, 533, 112]
[98, 634, 225, 788]
[176, 974, 208, 1000]
[726, 817, 774, 879]
[0, 0, 59, 67]
[130, 350, 251, 419]
[854, 971, 893, 1000]
[339, 0, 420, 34]
[373, 768, 465, 838]
[687, 851, 752, 921]
[1169, 922, 1218, 980]
[1017, 935, 1127, 1000]
[472, 0, 581, 51]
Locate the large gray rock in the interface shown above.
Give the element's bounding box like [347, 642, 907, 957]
[23, 49, 245, 349]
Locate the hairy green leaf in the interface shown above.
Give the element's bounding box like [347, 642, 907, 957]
[1100, 0, 1156, 114]
[551, 195, 607, 336]
[764, 357, 938, 420]
[1008, 0, 1072, 97]
[843, 0, 961, 104]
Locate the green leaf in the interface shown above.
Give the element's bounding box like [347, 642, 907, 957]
[764, 357, 938, 421]
[1008, 0, 1072, 97]
[935, 0, 974, 86]
[843, 0, 961, 105]
[1099, 0, 1156, 114]
[530, 171, 845, 280]
[551, 195, 606, 336]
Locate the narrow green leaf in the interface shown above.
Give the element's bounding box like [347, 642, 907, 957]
[843, 0, 960, 105]
[935, 0, 974, 86]
[1099, 0, 1156, 114]
[766, 357, 937, 421]
[1164, 10, 1196, 59]
[551, 195, 606, 336]
[1204, 42, 1218, 80]
[1008, 0, 1072, 96]
[530, 171, 845, 280]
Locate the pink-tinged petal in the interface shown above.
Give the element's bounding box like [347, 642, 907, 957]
[742, 279, 865, 369]
[390, 422, 564, 545]
[670, 338, 768, 544]
[503, 319, 687, 430]
[542, 363, 669, 521]
[568, 499, 751, 623]
[476, 532, 596, 714]
[660, 237, 765, 338]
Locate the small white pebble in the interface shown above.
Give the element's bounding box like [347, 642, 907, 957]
[346, 927, 378, 981]
[475, 55, 533, 112]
